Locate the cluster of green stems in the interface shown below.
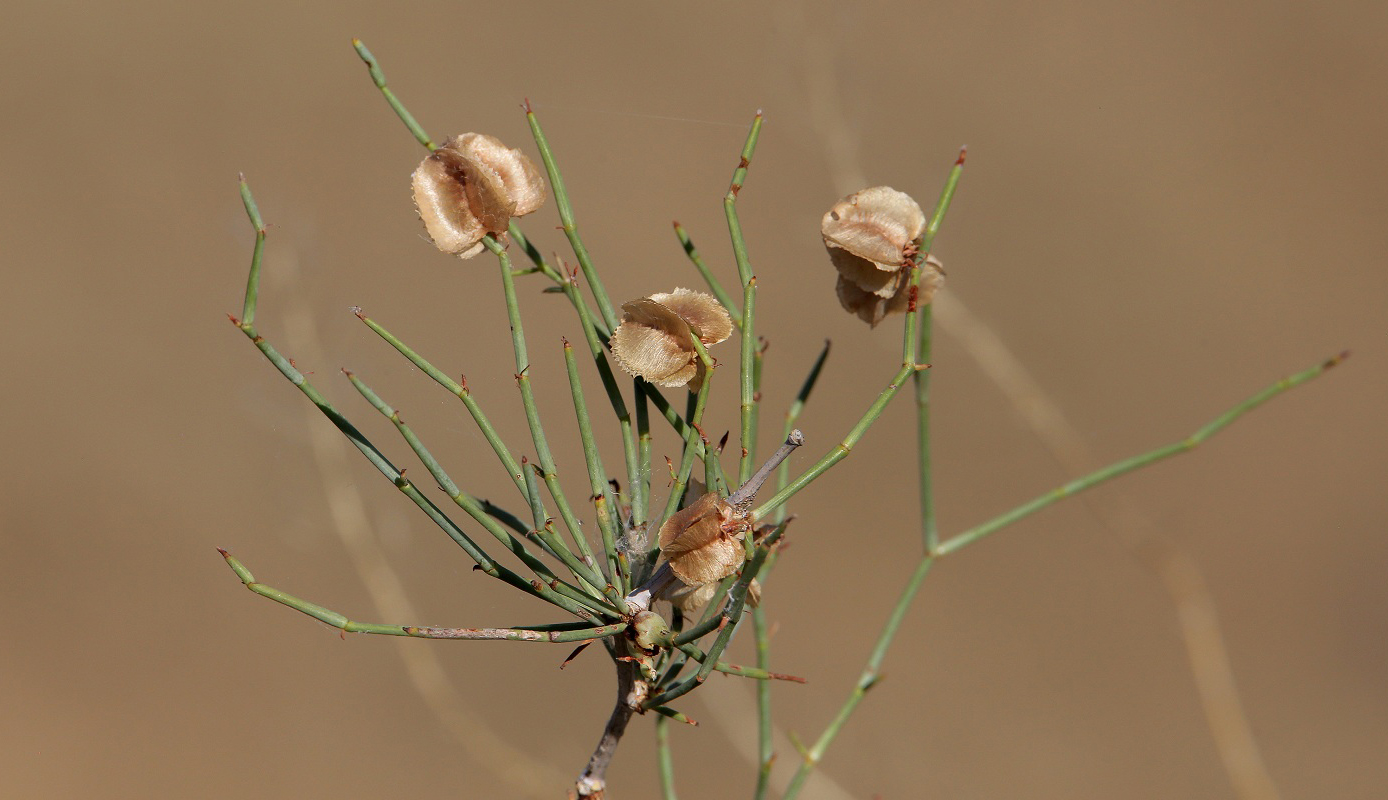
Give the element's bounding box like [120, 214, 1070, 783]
[221, 39, 1345, 799]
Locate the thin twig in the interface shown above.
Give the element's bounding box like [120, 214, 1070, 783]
[573, 661, 641, 798]
[779, 352, 1346, 796]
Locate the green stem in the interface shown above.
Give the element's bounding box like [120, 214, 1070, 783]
[523, 102, 619, 332]
[781, 349, 1347, 796]
[936, 351, 1349, 557]
[748, 339, 765, 472]
[563, 339, 626, 592]
[751, 360, 919, 521]
[231, 182, 591, 617]
[751, 606, 775, 800]
[781, 557, 935, 798]
[672, 221, 741, 320]
[656, 715, 678, 800]
[911, 147, 965, 552]
[352, 308, 529, 502]
[344, 369, 622, 617]
[635, 379, 652, 532]
[739, 277, 758, 484]
[487, 238, 605, 590]
[351, 39, 435, 151]
[915, 303, 938, 552]
[559, 263, 642, 540]
[238, 177, 265, 326]
[724, 113, 763, 487]
[521, 458, 609, 599]
[674, 642, 805, 682]
[723, 112, 763, 287]
[220, 549, 625, 642]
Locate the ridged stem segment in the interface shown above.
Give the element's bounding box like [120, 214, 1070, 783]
[780, 351, 1346, 797]
[351, 39, 435, 151]
[725, 113, 763, 484]
[344, 370, 623, 618]
[352, 309, 529, 504]
[524, 103, 620, 333]
[221, 548, 626, 641]
[936, 351, 1348, 556]
[656, 715, 678, 800]
[563, 339, 627, 593]
[231, 179, 590, 620]
[486, 237, 614, 604]
[913, 148, 965, 549]
[673, 221, 741, 321]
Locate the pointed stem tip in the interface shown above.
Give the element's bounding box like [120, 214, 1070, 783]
[730, 430, 803, 509]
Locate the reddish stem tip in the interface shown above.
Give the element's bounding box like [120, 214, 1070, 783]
[348, 305, 365, 319]
[955, 146, 968, 165]
[216, 547, 230, 558]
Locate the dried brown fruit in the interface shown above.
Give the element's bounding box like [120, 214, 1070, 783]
[411, 133, 546, 259]
[822, 186, 943, 325]
[657, 491, 746, 587]
[835, 253, 944, 326]
[610, 288, 732, 389]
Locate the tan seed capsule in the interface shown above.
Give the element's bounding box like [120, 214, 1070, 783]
[821, 186, 926, 270]
[822, 187, 943, 325]
[610, 288, 732, 389]
[836, 254, 944, 326]
[657, 492, 745, 587]
[411, 133, 547, 259]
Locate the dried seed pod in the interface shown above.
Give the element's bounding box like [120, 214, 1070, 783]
[821, 186, 926, 270]
[836, 254, 944, 326]
[822, 187, 942, 325]
[610, 288, 732, 389]
[411, 133, 546, 259]
[657, 491, 745, 586]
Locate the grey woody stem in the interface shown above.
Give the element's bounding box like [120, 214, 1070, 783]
[624, 561, 675, 615]
[729, 429, 804, 512]
[574, 660, 640, 798]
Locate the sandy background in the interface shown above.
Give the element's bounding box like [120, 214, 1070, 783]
[3, 1, 1384, 798]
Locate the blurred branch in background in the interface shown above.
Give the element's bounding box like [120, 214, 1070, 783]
[273, 251, 565, 797]
[784, 1, 1283, 798]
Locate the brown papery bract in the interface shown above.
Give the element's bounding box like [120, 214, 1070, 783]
[411, 133, 547, 259]
[836, 254, 945, 326]
[821, 186, 926, 269]
[822, 186, 943, 326]
[657, 492, 745, 587]
[610, 288, 732, 389]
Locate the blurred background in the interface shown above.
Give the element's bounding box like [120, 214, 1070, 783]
[3, 1, 1383, 797]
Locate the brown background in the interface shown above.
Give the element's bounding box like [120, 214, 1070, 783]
[2, 1, 1384, 798]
